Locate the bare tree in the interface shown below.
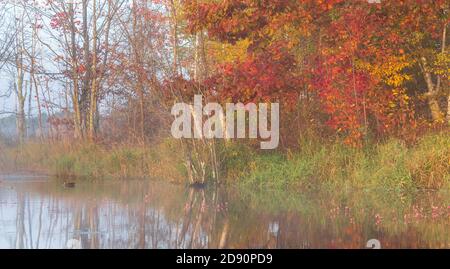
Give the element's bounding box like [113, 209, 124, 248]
[10, 3, 29, 143]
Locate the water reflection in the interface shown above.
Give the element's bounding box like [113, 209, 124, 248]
[0, 177, 448, 249]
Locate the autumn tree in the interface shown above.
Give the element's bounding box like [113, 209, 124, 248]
[184, 0, 449, 145]
[379, 1, 449, 123]
[42, 0, 125, 139]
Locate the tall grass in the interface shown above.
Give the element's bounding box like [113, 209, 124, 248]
[0, 139, 186, 181]
[237, 132, 450, 192]
[0, 132, 448, 191]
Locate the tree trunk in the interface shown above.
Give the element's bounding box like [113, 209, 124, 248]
[441, 24, 449, 125]
[31, 0, 43, 139]
[428, 97, 444, 122]
[69, 2, 83, 139]
[131, 1, 145, 142]
[421, 57, 444, 122]
[82, 0, 91, 133]
[89, 0, 98, 140]
[170, 0, 179, 76]
[15, 56, 26, 143]
[32, 74, 43, 139]
[17, 93, 27, 143]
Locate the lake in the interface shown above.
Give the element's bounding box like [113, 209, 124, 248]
[0, 175, 448, 249]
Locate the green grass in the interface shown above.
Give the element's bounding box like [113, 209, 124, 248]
[237, 132, 450, 192]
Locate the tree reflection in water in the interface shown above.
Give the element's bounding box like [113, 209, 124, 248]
[0, 178, 448, 249]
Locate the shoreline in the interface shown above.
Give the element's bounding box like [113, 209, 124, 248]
[0, 131, 449, 192]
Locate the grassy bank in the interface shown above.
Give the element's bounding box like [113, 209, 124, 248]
[236, 132, 450, 192]
[0, 132, 449, 191]
[0, 139, 186, 182]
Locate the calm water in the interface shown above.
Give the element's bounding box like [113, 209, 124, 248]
[0, 175, 448, 249]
